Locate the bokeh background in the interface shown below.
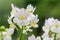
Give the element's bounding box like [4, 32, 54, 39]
[0, 0, 60, 40]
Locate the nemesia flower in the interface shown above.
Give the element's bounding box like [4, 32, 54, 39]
[26, 4, 36, 14]
[13, 8, 29, 26]
[8, 16, 16, 28]
[30, 15, 39, 28]
[36, 36, 41, 40]
[28, 34, 41, 40]
[42, 25, 50, 34]
[42, 33, 54, 40]
[2, 32, 12, 40]
[10, 4, 22, 19]
[9, 4, 16, 19]
[44, 17, 60, 33]
[8, 6, 16, 28]
[4, 35, 12, 40]
[8, 11, 18, 30]
[6, 28, 14, 35]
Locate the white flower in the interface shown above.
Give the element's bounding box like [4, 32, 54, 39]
[10, 4, 22, 19]
[36, 36, 41, 40]
[28, 35, 36, 40]
[42, 26, 50, 34]
[42, 33, 54, 40]
[44, 17, 60, 33]
[44, 17, 55, 26]
[51, 21, 60, 33]
[29, 15, 39, 28]
[6, 28, 14, 35]
[13, 8, 29, 26]
[28, 34, 41, 40]
[9, 4, 17, 19]
[26, 4, 36, 14]
[2, 32, 12, 40]
[8, 16, 16, 28]
[4, 35, 12, 40]
[27, 13, 35, 21]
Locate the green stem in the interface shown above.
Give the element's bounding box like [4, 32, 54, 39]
[54, 33, 57, 40]
[20, 26, 23, 40]
[1, 33, 4, 40]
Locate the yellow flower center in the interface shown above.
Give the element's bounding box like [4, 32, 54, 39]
[31, 21, 36, 26]
[45, 26, 49, 29]
[9, 24, 13, 28]
[27, 10, 32, 14]
[54, 23, 59, 28]
[19, 15, 25, 20]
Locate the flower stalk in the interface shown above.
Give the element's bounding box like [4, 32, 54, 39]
[1, 33, 4, 40]
[54, 33, 57, 40]
[20, 26, 24, 40]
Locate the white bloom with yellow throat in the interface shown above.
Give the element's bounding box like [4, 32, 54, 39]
[26, 4, 36, 14]
[44, 17, 60, 33]
[13, 8, 29, 27]
[29, 15, 39, 28]
[8, 17, 16, 28]
[42, 33, 54, 40]
[10, 4, 22, 19]
[42, 25, 50, 34]
[8, 4, 17, 28]
[28, 34, 41, 40]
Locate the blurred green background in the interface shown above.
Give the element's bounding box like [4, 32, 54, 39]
[0, 0, 60, 40]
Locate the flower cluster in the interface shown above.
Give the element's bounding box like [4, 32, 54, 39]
[8, 4, 39, 34]
[7, 4, 39, 40]
[42, 17, 60, 40]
